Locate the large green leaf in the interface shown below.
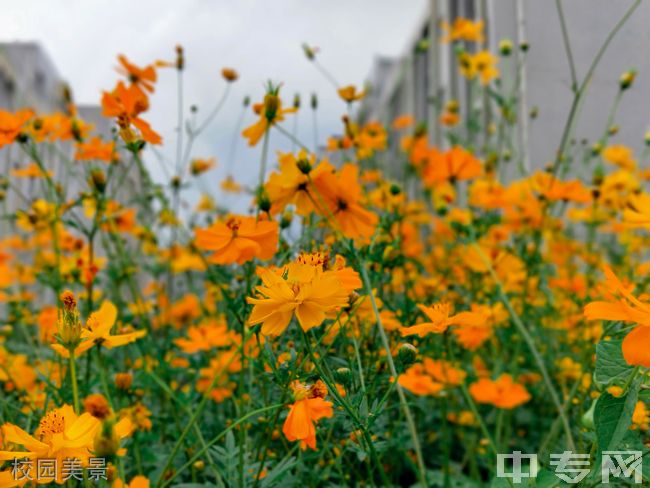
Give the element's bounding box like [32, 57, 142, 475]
[594, 340, 634, 387]
[594, 387, 639, 452]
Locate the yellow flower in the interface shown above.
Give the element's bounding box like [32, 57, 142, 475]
[337, 85, 365, 103]
[242, 84, 296, 146]
[0, 405, 100, 484]
[602, 144, 636, 171]
[247, 260, 350, 336]
[442, 18, 484, 43]
[52, 301, 146, 358]
[459, 50, 499, 85]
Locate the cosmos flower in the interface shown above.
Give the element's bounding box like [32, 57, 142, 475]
[194, 215, 279, 265]
[0, 405, 100, 484]
[469, 374, 531, 409]
[282, 380, 333, 450]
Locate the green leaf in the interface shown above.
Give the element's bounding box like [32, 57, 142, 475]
[594, 340, 634, 387]
[594, 387, 639, 453]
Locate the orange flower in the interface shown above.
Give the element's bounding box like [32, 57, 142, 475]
[442, 18, 485, 43]
[623, 192, 650, 229]
[102, 81, 161, 145]
[117, 54, 157, 97]
[221, 68, 239, 82]
[401, 303, 487, 337]
[190, 157, 217, 175]
[75, 136, 118, 162]
[392, 114, 414, 130]
[584, 266, 650, 367]
[247, 260, 349, 336]
[398, 359, 466, 396]
[282, 380, 333, 450]
[221, 175, 242, 193]
[423, 146, 482, 185]
[602, 144, 636, 171]
[194, 216, 278, 265]
[196, 350, 241, 403]
[242, 84, 296, 146]
[337, 85, 365, 103]
[115, 476, 150, 488]
[0, 109, 33, 148]
[469, 374, 531, 409]
[264, 150, 335, 215]
[317, 163, 378, 239]
[174, 318, 238, 354]
[11, 162, 53, 179]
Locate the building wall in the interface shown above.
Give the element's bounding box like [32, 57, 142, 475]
[0, 43, 141, 238]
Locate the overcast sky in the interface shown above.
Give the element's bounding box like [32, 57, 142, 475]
[3, 0, 428, 211]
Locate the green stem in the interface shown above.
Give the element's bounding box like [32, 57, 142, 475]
[356, 257, 428, 487]
[471, 242, 576, 451]
[69, 353, 80, 413]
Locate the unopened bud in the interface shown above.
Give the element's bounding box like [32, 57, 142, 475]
[256, 188, 271, 213]
[93, 418, 121, 458]
[57, 290, 82, 348]
[499, 39, 513, 56]
[334, 367, 352, 386]
[296, 157, 312, 175]
[619, 69, 636, 91]
[115, 372, 133, 390]
[397, 343, 418, 367]
[89, 168, 106, 194]
[221, 68, 238, 82]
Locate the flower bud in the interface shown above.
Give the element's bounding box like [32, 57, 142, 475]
[175, 44, 185, 71]
[263, 93, 279, 121]
[280, 211, 293, 229]
[94, 418, 121, 458]
[221, 68, 238, 82]
[115, 372, 133, 390]
[334, 367, 352, 386]
[311, 93, 318, 110]
[499, 39, 513, 56]
[57, 290, 82, 348]
[84, 394, 111, 420]
[256, 188, 271, 213]
[302, 43, 317, 61]
[293, 93, 301, 110]
[397, 343, 418, 367]
[89, 168, 107, 194]
[619, 69, 636, 91]
[591, 142, 603, 156]
[296, 157, 312, 175]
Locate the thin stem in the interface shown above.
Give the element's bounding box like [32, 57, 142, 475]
[470, 242, 576, 451]
[356, 257, 428, 487]
[551, 0, 641, 176]
[301, 330, 391, 486]
[159, 404, 284, 488]
[69, 353, 80, 413]
[555, 0, 578, 91]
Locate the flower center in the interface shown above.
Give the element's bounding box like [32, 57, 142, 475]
[37, 410, 65, 442]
